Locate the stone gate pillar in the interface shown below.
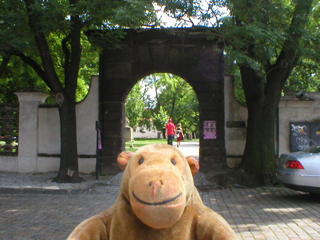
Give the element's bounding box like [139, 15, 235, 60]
[15, 91, 49, 172]
[100, 101, 126, 173]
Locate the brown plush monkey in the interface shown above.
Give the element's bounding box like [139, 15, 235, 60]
[68, 144, 237, 240]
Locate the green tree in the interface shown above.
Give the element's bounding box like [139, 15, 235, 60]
[126, 73, 199, 136]
[125, 82, 145, 131]
[223, 0, 317, 185]
[284, 59, 320, 94]
[152, 106, 170, 138]
[228, 58, 320, 105]
[156, 73, 199, 134]
[0, 0, 156, 182]
[157, 0, 319, 185]
[0, 37, 99, 104]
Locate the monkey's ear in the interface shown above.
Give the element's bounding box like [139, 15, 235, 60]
[117, 151, 134, 171]
[186, 157, 199, 176]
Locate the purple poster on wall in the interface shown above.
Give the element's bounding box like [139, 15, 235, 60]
[203, 120, 217, 139]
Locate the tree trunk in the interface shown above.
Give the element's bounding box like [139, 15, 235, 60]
[241, 102, 277, 186]
[56, 93, 81, 183]
[55, 0, 82, 182]
[237, 0, 314, 186]
[239, 66, 278, 186]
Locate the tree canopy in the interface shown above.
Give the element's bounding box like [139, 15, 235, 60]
[0, 0, 156, 103]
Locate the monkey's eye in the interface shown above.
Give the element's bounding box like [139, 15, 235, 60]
[171, 158, 177, 165]
[139, 158, 144, 164]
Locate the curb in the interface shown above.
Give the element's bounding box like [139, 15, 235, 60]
[0, 184, 95, 195]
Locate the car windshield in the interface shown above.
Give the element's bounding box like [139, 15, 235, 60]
[304, 144, 320, 153]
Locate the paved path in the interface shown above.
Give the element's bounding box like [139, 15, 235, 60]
[1, 182, 320, 239]
[175, 140, 200, 158]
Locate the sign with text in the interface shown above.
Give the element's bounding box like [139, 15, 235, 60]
[290, 122, 320, 152]
[203, 120, 217, 139]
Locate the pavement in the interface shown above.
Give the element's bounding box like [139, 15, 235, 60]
[1, 142, 320, 239]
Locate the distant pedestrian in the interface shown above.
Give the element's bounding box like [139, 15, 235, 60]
[176, 123, 184, 148]
[166, 118, 176, 146]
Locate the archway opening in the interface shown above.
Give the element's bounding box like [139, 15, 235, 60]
[125, 73, 200, 157]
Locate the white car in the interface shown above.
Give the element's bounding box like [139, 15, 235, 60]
[277, 144, 320, 194]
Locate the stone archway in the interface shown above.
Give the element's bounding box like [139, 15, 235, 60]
[90, 28, 225, 173]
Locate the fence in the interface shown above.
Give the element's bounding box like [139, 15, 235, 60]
[0, 103, 19, 155]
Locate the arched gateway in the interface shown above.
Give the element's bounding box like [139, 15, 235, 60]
[88, 28, 226, 173]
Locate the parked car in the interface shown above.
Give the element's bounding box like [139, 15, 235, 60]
[277, 144, 320, 194]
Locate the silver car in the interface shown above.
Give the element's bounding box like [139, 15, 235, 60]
[277, 144, 320, 194]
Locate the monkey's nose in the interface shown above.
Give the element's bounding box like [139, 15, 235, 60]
[148, 180, 164, 187]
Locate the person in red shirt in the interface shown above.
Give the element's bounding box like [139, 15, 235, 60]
[166, 118, 176, 145]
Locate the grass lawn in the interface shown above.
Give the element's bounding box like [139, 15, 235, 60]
[125, 138, 198, 152]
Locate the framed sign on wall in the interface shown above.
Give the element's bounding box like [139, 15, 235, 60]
[203, 120, 217, 139]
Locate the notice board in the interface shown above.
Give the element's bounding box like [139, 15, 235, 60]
[203, 120, 217, 139]
[290, 122, 320, 152]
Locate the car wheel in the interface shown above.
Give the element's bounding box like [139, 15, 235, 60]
[309, 192, 320, 199]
